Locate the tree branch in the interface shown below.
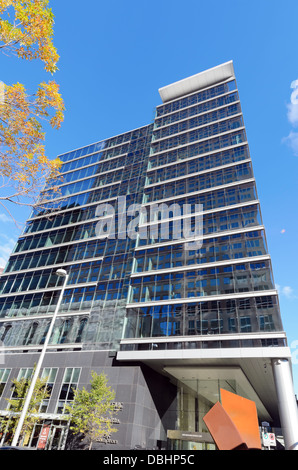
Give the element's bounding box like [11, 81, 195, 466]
[0, 200, 23, 228]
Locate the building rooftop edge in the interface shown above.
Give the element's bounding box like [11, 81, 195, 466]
[158, 61, 235, 103]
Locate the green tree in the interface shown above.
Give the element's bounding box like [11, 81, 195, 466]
[0, 369, 49, 446]
[65, 371, 118, 450]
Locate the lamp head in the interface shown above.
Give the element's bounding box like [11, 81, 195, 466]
[56, 268, 67, 277]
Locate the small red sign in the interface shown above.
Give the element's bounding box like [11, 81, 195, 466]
[37, 425, 50, 449]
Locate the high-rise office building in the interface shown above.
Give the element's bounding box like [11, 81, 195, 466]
[0, 61, 297, 450]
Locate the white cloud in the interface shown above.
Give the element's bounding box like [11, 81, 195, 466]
[282, 286, 294, 298]
[283, 79, 298, 155]
[0, 235, 16, 269]
[283, 131, 298, 156]
[287, 102, 298, 127]
[276, 284, 296, 299]
[0, 213, 13, 223]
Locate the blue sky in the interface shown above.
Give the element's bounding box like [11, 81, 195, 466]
[1, 0, 298, 393]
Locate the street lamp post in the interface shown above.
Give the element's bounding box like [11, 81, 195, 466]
[11, 269, 69, 447]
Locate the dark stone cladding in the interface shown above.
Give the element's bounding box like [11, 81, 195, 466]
[0, 350, 177, 450]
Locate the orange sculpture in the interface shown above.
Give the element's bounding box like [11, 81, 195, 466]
[203, 389, 262, 450]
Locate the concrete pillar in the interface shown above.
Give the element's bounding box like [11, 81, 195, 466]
[272, 359, 298, 450]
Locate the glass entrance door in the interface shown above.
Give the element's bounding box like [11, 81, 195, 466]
[47, 426, 66, 450]
[169, 438, 215, 450]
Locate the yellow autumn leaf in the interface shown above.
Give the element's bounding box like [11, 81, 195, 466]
[0, 1, 64, 220]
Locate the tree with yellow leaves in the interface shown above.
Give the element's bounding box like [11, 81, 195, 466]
[0, 0, 64, 222]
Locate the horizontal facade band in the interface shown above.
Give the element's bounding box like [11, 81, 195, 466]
[120, 331, 288, 344]
[136, 222, 264, 251]
[0, 342, 84, 353]
[0, 281, 98, 299]
[57, 123, 151, 161]
[130, 254, 271, 278]
[147, 141, 249, 172]
[21, 211, 113, 237]
[50, 165, 125, 189]
[13, 205, 261, 257]
[59, 149, 129, 171]
[149, 126, 246, 158]
[135, 219, 264, 251]
[0, 410, 68, 425]
[59, 146, 129, 169]
[152, 112, 243, 145]
[138, 200, 260, 228]
[39, 179, 122, 206]
[19, 192, 259, 255]
[126, 289, 279, 309]
[9, 234, 100, 256]
[57, 140, 127, 161]
[0, 310, 91, 324]
[26, 194, 258, 236]
[139, 208, 208, 228]
[3, 256, 104, 277]
[117, 346, 292, 362]
[145, 158, 251, 189]
[142, 177, 255, 206]
[154, 96, 240, 132]
[26, 195, 119, 223]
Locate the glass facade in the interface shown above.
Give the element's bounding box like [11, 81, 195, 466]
[122, 77, 282, 349]
[0, 70, 283, 355]
[0, 62, 295, 451]
[0, 125, 154, 350]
